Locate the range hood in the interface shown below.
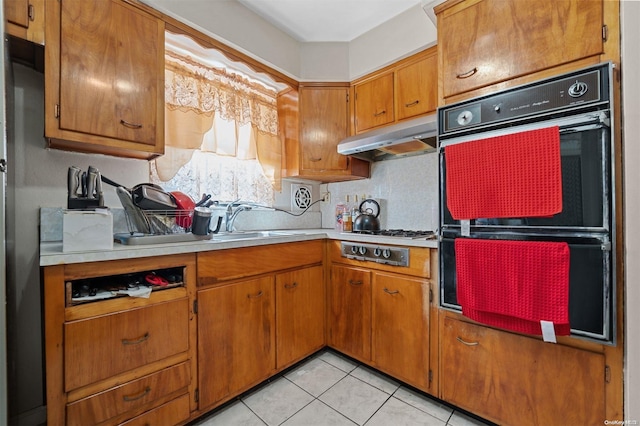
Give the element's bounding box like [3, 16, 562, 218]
[337, 113, 438, 161]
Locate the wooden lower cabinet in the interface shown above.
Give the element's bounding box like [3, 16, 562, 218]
[196, 241, 325, 412]
[372, 272, 430, 391]
[120, 393, 191, 426]
[328, 243, 434, 394]
[276, 265, 325, 369]
[43, 254, 197, 426]
[441, 316, 606, 425]
[328, 264, 372, 361]
[197, 276, 276, 409]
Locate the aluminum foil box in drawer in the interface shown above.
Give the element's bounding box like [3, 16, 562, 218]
[63, 209, 113, 252]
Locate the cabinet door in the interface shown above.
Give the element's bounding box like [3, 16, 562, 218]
[354, 72, 394, 132]
[328, 265, 371, 361]
[6, 0, 30, 28]
[276, 266, 325, 368]
[441, 317, 606, 425]
[299, 86, 350, 173]
[197, 276, 275, 409]
[396, 54, 437, 121]
[372, 273, 430, 391]
[440, 0, 603, 98]
[50, 0, 164, 157]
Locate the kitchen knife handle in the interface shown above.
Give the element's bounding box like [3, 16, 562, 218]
[87, 171, 97, 199]
[67, 166, 81, 198]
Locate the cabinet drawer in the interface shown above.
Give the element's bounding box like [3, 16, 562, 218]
[64, 298, 189, 391]
[441, 317, 605, 425]
[119, 393, 191, 426]
[198, 241, 323, 284]
[66, 362, 190, 425]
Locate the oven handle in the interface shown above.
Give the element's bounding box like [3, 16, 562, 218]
[439, 111, 609, 148]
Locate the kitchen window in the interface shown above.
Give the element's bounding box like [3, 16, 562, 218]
[151, 33, 287, 205]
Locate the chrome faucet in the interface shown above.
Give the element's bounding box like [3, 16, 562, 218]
[225, 201, 252, 232]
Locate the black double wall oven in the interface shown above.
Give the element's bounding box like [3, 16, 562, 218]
[438, 63, 615, 343]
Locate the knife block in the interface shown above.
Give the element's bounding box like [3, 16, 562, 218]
[67, 196, 103, 210]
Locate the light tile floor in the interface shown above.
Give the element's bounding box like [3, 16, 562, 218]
[191, 350, 494, 426]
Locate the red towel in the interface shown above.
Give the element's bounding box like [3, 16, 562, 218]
[455, 238, 570, 335]
[445, 126, 562, 220]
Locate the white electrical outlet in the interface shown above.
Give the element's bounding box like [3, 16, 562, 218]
[291, 184, 313, 212]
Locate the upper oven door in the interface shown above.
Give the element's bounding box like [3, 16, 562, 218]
[439, 111, 612, 233]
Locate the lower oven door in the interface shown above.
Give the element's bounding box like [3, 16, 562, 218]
[439, 231, 613, 343]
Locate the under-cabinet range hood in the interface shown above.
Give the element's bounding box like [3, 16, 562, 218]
[337, 113, 438, 161]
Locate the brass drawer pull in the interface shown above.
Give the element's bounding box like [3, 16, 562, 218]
[309, 157, 322, 162]
[349, 280, 363, 286]
[456, 67, 478, 79]
[120, 119, 143, 129]
[284, 282, 299, 289]
[383, 288, 399, 295]
[123, 386, 151, 402]
[121, 332, 150, 346]
[404, 100, 420, 107]
[373, 110, 387, 117]
[248, 290, 264, 299]
[456, 336, 479, 346]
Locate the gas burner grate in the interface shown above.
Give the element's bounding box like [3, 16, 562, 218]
[351, 229, 436, 239]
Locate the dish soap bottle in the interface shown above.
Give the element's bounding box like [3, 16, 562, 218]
[335, 199, 346, 232]
[343, 195, 353, 232]
[351, 194, 360, 227]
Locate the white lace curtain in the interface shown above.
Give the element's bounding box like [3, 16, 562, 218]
[152, 50, 282, 196]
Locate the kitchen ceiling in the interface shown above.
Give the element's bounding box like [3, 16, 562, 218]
[233, 0, 422, 42]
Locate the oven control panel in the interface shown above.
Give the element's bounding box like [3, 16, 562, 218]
[340, 242, 409, 267]
[439, 62, 611, 137]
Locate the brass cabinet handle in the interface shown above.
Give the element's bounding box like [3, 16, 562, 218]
[373, 110, 387, 117]
[349, 280, 363, 286]
[456, 67, 478, 79]
[284, 282, 299, 289]
[247, 290, 264, 299]
[121, 332, 149, 346]
[404, 100, 420, 107]
[383, 288, 399, 295]
[120, 119, 143, 129]
[123, 386, 151, 402]
[456, 336, 479, 346]
[309, 157, 322, 162]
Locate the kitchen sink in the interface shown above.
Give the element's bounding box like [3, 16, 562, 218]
[210, 231, 295, 241]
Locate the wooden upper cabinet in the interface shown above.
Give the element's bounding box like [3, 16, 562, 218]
[281, 85, 370, 182]
[396, 52, 438, 121]
[6, 0, 44, 44]
[353, 72, 394, 133]
[351, 45, 438, 134]
[300, 86, 350, 172]
[45, 0, 165, 159]
[437, 0, 604, 99]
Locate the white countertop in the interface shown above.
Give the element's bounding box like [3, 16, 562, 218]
[39, 229, 438, 266]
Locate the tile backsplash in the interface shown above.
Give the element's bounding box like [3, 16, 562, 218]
[320, 152, 439, 231]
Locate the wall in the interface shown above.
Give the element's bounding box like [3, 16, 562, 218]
[319, 153, 439, 231]
[145, 0, 437, 82]
[621, 1, 640, 421]
[7, 64, 149, 423]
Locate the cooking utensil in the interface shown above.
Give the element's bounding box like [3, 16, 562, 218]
[171, 191, 196, 228]
[116, 186, 151, 234]
[353, 198, 381, 231]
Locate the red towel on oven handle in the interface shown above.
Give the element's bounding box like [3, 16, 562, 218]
[445, 126, 563, 220]
[455, 238, 571, 336]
